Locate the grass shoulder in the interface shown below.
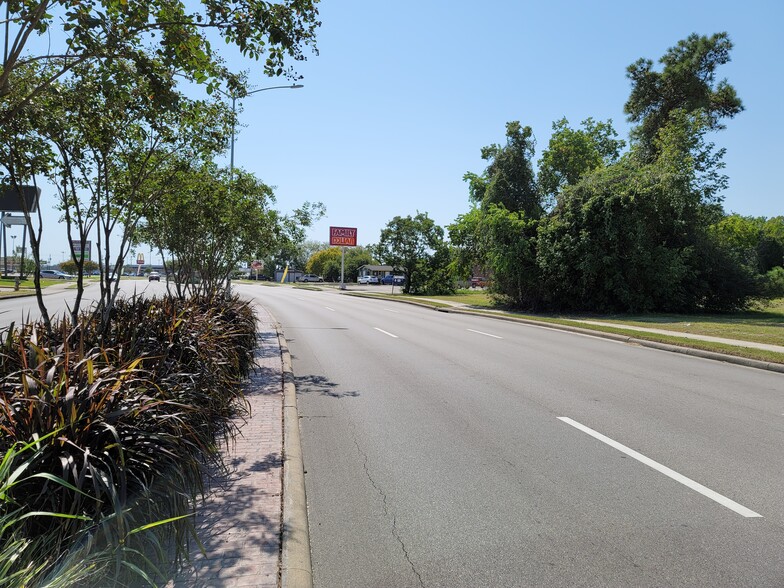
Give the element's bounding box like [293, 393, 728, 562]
[354, 289, 784, 364]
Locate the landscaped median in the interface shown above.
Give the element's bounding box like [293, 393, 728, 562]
[345, 291, 784, 371]
[0, 294, 257, 587]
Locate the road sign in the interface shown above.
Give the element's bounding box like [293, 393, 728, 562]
[1, 215, 26, 226]
[0, 186, 40, 212]
[70, 240, 91, 261]
[330, 226, 357, 247]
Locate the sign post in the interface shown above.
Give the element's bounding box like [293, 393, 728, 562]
[330, 227, 357, 290]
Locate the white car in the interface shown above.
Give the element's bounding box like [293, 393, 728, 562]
[40, 269, 73, 280]
[297, 274, 324, 283]
[358, 275, 379, 285]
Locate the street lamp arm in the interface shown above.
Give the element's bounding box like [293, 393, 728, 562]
[246, 83, 303, 96]
[220, 82, 303, 180]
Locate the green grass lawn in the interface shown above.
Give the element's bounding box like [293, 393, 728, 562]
[419, 290, 784, 346]
[0, 277, 66, 289]
[583, 306, 784, 347]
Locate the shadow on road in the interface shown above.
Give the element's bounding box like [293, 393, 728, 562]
[295, 373, 359, 399]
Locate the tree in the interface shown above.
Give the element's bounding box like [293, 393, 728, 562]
[306, 248, 341, 281]
[141, 163, 324, 297]
[463, 121, 542, 218]
[450, 205, 540, 306]
[536, 149, 760, 313]
[377, 213, 453, 295]
[711, 214, 784, 273]
[60, 259, 98, 275]
[29, 58, 232, 329]
[305, 246, 375, 282]
[295, 240, 330, 271]
[1, 0, 321, 126]
[759, 217, 784, 272]
[624, 32, 743, 160]
[140, 165, 274, 297]
[538, 117, 625, 206]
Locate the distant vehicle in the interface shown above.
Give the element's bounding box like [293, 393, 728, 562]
[40, 269, 73, 280]
[470, 276, 487, 288]
[358, 275, 379, 285]
[380, 275, 405, 285]
[148, 271, 161, 282]
[297, 274, 323, 283]
[248, 274, 271, 281]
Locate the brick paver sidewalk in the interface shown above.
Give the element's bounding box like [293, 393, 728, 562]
[170, 305, 284, 587]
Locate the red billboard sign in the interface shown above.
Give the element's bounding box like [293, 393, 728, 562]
[330, 226, 357, 247]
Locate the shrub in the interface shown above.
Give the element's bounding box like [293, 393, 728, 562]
[0, 293, 257, 586]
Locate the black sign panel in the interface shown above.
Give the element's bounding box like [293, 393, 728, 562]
[0, 186, 40, 212]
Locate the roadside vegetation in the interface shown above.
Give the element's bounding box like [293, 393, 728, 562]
[0, 1, 323, 586]
[0, 294, 256, 586]
[302, 33, 782, 316]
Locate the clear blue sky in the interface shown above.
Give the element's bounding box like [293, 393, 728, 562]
[16, 0, 784, 262]
[225, 0, 782, 250]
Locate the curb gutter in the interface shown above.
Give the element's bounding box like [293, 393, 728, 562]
[438, 307, 784, 374]
[277, 325, 313, 588]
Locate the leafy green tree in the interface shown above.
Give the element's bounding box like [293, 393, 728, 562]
[463, 121, 542, 218]
[536, 148, 760, 313]
[624, 32, 743, 161]
[377, 213, 453, 295]
[759, 217, 784, 272]
[43, 59, 231, 327]
[141, 163, 323, 296]
[449, 205, 540, 306]
[306, 246, 375, 281]
[1, 0, 321, 125]
[538, 118, 625, 205]
[711, 214, 784, 272]
[295, 240, 330, 271]
[61, 260, 98, 275]
[345, 247, 376, 281]
[140, 165, 278, 297]
[306, 248, 341, 281]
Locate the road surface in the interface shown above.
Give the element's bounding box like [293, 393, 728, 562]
[238, 283, 784, 588]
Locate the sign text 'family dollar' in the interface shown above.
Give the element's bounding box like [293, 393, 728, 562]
[329, 226, 357, 247]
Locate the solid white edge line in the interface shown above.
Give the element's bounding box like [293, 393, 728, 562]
[374, 327, 399, 338]
[467, 328, 502, 339]
[557, 417, 762, 518]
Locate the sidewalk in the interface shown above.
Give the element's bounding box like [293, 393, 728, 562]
[574, 319, 784, 354]
[170, 305, 285, 587]
[413, 297, 784, 354]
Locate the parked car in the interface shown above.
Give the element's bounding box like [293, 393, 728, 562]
[358, 275, 379, 285]
[297, 274, 323, 283]
[381, 275, 406, 285]
[470, 276, 487, 288]
[248, 274, 271, 281]
[40, 269, 73, 280]
[148, 271, 161, 282]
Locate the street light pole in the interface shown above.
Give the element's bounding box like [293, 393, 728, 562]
[226, 84, 303, 180]
[10, 235, 16, 273]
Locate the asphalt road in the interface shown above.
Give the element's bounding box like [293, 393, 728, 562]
[0, 278, 168, 328]
[239, 283, 784, 588]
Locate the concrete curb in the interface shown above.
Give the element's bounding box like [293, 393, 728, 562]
[440, 307, 784, 374]
[277, 325, 313, 588]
